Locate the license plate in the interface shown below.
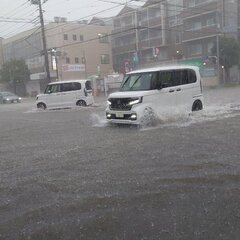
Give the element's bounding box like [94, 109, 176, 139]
[116, 112, 124, 118]
[13, 100, 17, 103]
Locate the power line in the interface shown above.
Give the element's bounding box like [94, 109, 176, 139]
[0, 8, 40, 37]
[0, 0, 30, 18]
[2, 0, 238, 48]
[44, 0, 238, 40]
[43, 0, 166, 38]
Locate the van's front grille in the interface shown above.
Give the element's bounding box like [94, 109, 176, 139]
[109, 98, 132, 111]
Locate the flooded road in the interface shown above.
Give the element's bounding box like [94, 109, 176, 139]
[0, 86, 240, 239]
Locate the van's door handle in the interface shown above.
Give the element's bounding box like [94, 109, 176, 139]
[176, 88, 181, 92]
[169, 89, 175, 93]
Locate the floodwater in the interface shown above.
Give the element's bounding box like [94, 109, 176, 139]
[91, 86, 240, 129]
[0, 86, 240, 239]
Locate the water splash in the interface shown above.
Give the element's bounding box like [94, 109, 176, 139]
[91, 113, 108, 127]
[141, 103, 240, 130]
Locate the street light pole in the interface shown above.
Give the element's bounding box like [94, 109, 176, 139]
[30, 0, 51, 83]
[50, 48, 59, 80]
[216, 34, 221, 84]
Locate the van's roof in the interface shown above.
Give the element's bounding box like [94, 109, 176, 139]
[128, 65, 199, 74]
[48, 79, 89, 85]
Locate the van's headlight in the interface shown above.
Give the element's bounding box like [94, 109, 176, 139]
[128, 97, 142, 106]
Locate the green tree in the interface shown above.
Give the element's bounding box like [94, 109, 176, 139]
[212, 37, 240, 82]
[0, 59, 30, 94]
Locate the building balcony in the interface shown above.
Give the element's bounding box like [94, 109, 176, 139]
[181, 1, 219, 20]
[112, 27, 136, 37]
[182, 26, 219, 42]
[140, 16, 162, 27]
[139, 37, 166, 49]
[112, 43, 136, 55]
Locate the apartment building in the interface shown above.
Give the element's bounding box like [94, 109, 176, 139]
[112, 0, 240, 83]
[181, 0, 238, 58]
[0, 20, 113, 95]
[112, 2, 168, 73]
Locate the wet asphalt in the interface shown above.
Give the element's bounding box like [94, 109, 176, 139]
[0, 86, 240, 240]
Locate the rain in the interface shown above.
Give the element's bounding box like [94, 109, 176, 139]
[0, 0, 240, 239]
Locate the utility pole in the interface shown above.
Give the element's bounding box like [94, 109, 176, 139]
[30, 0, 51, 83]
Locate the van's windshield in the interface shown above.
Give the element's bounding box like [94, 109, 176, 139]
[120, 72, 155, 91]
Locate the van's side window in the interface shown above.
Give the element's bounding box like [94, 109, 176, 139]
[72, 82, 81, 90]
[151, 72, 159, 89]
[176, 70, 188, 85]
[159, 69, 197, 87]
[160, 71, 172, 88]
[45, 84, 60, 93]
[85, 81, 92, 90]
[61, 83, 73, 92]
[160, 71, 180, 88]
[187, 69, 197, 83]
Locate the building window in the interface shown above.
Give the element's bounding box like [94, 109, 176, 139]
[158, 48, 168, 60]
[100, 54, 110, 64]
[98, 33, 109, 43]
[114, 19, 121, 28]
[139, 29, 148, 41]
[66, 57, 70, 63]
[207, 42, 214, 54]
[73, 34, 77, 41]
[80, 35, 84, 41]
[175, 33, 181, 44]
[187, 21, 202, 30]
[63, 34, 68, 40]
[189, 43, 202, 55]
[75, 57, 79, 63]
[206, 18, 215, 26]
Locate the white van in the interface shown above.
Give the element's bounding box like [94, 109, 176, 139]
[106, 65, 203, 125]
[36, 80, 94, 109]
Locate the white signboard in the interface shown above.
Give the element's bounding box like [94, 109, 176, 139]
[62, 64, 85, 72]
[26, 56, 44, 69]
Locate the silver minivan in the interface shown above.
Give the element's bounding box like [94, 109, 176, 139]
[106, 65, 204, 125]
[36, 80, 94, 109]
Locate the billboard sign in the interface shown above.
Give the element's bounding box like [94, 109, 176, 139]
[62, 64, 85, 72]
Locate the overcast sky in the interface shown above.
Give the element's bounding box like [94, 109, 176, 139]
[0, 0, 136, 38]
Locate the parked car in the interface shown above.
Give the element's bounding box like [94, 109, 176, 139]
[0, 92, 22, 104]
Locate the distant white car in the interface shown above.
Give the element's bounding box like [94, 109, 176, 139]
[106, 65, 204, 125]
[0, 92, 21, 104]
[36, 80, 94, 110]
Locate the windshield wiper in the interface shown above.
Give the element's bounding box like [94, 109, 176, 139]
[121, 76, 130, 90]
[129, 75, 141, 90]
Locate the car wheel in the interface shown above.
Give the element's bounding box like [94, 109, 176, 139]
[37, 103, 46, 110]
[192, 100, 203, 111]
[76, 100, 87, 107]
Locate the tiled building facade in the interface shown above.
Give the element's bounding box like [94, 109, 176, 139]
[0, 21, 113, 95]
[112, 0, 240, 83]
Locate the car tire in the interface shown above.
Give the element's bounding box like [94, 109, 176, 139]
[76, 100, 87, 107]
[192, 100, 203, 111]
[37, 103, 46, 110]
